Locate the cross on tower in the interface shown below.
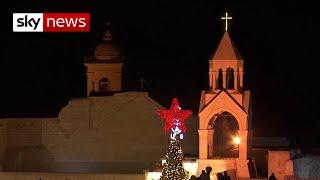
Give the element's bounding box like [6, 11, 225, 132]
[138, 77, 147, 90]
[221, 12, 232, 31]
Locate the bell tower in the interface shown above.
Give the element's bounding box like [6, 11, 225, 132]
[198, 13, 252, 178]
[209, 32, 244, 92]
[84, 24, 123, 96]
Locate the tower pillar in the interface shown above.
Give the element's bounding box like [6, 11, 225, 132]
[207, 129, 214, 158]
[222, 70, 227, 89]
[212, 71, 216, 90]
[238, 130, 248, 160]
[236, 130, 249, 178]
[236, 159, 250, 178]
[209, 70, 213, 89]
[234, 71, 238, 90]
[198, 130, 208, 159]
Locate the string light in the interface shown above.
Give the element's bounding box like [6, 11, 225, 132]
[160, 139, 189, 180]
[157, 98, 192, 180]
[157, 98, 192, 140]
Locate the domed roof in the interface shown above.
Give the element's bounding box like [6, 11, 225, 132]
[94, 30, 122, 60]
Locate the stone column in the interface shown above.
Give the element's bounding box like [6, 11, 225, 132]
[236, 159, 250, 178]
[234, 71, 238, 90]
[212, 71, 216, 90]
[209, 71, 213, 89]
[207, 129, 214, 158]
[236, 130, 250, 178]
[198, 130, 208, 159]
[238, 130, 248, 160]
[222, 71, 227, 89]
[208, 61, 212, 89]
[239, 71, 244, 88]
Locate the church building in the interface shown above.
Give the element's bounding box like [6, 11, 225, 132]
[0, 14, 296, 180]
[146, 13, 252, 179]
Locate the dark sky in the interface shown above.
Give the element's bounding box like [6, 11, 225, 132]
[2, 1, 319, 147]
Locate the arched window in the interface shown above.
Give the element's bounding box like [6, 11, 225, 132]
[226, 68, 234, 89]
[217, 69, 223, 89]
[99, 78, 110, 92]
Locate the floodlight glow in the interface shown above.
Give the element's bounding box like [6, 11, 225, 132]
[233, 136, 241, 145]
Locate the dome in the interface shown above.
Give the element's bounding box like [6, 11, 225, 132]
[93, 30, 122, 61]
[94, 42, 121, 57]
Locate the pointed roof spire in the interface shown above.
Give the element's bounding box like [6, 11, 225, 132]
[211, 32, 242, 60]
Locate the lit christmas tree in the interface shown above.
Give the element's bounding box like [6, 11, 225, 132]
[157, 98, 192, 180]
[160, 139, 189, 180]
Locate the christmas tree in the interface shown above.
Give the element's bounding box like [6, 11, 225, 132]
[157, 98, 192, 180]
[160, 139, 189, 180]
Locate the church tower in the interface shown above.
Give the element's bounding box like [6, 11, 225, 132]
[84, 26, 123, 96]
[198, 13, 252, 178]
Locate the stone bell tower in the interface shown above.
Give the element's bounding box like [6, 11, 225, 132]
[197, 13, 252, 178]
[84, 24, 123, 96]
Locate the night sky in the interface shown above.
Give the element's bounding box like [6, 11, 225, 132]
[2, 1, 319, 147]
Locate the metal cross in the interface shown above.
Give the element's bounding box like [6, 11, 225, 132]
[221, 12, 232, 31]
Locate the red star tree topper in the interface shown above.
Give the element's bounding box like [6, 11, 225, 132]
[157, 98, 192, 133]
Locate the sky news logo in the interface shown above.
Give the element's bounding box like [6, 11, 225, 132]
[13, 13, 90, 32]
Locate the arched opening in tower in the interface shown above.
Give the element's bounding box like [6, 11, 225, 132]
[208, 112, 239, 158]
[226, 68, 234, 90]
[217, 69, 223, 89]
[99, 77, 110, 93]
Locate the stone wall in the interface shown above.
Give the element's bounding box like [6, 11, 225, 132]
[0, 118, 57, 171]
[294, 155, 320, 178]
[0, 92, 199, 173]
[268, 151, 294, 180]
